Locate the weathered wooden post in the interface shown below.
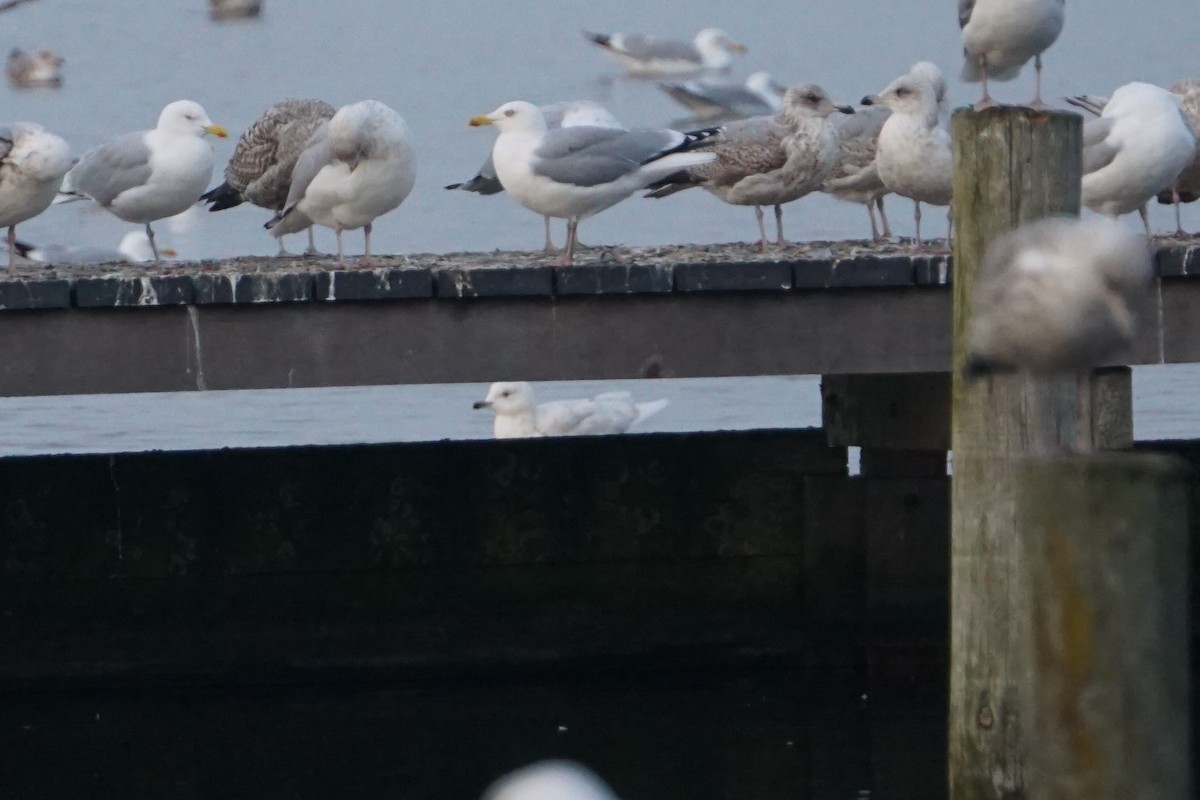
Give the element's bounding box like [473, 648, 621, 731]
[949, 107, 1105, 800]
[1016, 455, 1190, 800]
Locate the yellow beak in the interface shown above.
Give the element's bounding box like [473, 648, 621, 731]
[204, 124, 229, 138]
[729, 41, 748, 53]
[469, 115, 494, 127]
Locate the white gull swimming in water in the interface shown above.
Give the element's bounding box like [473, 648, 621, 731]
[473, 382, 669, 438]
[5, 48, 64, 89]
[266, 100, 416, 266]
[469, 100, 716, 265]
[645, 84, 851, 249]
[657, 72, 785, 120]
[0, 122, 73, 269]
[447, 100, 623, 251]
[864, 71, 953, 248]
[13, 230, 176, 265]
[201, 98, 336, 256]
[582, 28, 746, 77]
[959, 0, 1065, 109]
[58, 100, 228, 263]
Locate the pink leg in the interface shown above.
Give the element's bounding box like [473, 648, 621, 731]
[1029, 53, 1050, 110]
[1173, 187, 1185, 238]
[1138, 205, 1152, 239]
[877, 196, 893, 239]
[913, 201, 923, 248]
[555, 219, 578, 266]
[774, 204, 787, 247]
[754, 206, 768, 250]
[358, 222, 374, 267]
[867, 201, 880, 242]
[335, 225, 345, 267]
[542, 216, 556, 252]
[973, 55, 999, 111]
[6, 226, 14, 271]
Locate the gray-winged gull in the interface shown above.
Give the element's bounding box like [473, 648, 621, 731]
[0, 122, 73, 269]
[14, 230, 176, 265]
[468, 100, 717, 265]
[647, 84, 851, 249]
[266, 100, 416, 267]
[5, 48, 63, 89]
[582, 28, 745, 77]
[473, 382, 669, 438]
[58, 100, 227, 263]
[959, 0, 1065, 109]
[201, 98, 336, 256]
[657, 71, 785, 120]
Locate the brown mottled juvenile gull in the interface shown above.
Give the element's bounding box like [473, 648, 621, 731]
[582, 28, 746, 77]
[0, 122, 73, 268]
[201, 98, 335, 256]
[647, 84, 852, 249]
[1156, 79, 1200, 236]
[657, 72, 785, 120]
[5, 48, 63, 89]
[959, 0, 1065, 109]
[473, 382, 668, 439]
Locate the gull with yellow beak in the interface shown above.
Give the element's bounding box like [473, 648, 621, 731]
[58, 100, 228, 263]
[469, 101, 717, 265]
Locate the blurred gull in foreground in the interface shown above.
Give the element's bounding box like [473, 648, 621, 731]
[14, 231, 176, 265]
[5, 48, 64, 89]
[657, 72, 785, 120]
[582, 28, 746, 77]
[959, 0, 1065, 109]
[473, 382, 668, 438]
[0, 122, 74, 269]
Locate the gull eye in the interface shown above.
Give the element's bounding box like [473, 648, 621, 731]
[504, 109, 515, 118]
[895, 87, 911, 97]
[805, 93, 819, 103]
[501, 390, 512, 397]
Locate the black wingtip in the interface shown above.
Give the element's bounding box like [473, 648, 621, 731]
[444, 182, 464, 190]
[12, 239, 34, 258]
[199, 182, 244, 212]
[582, 30, 611, 47]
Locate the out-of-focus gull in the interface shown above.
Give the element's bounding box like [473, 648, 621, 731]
[266, 100, 416, 266]
[864, 72, 953, 248]
[657, 71, 785, 120]
[646, 84, 851, 249]
[483, 762, 619, 800]
[58, 100, 227, 263]
[473, 382, 669, 438]
[582, 28, 746, 77]
[959, 0, 1065, 109]
[966, 216, 1152, 376]
[14, 230, 177, 265]
[5, 48, 63, 89]
[201, 98, 336, 256]
[1076, 82, 1197, 238]
[0, 122, 73, 269]
[469, 100, 717, 265]
[209, 0, 261, 20]
[1157, 79, 1200, 236]
[447, 100, 623, 251]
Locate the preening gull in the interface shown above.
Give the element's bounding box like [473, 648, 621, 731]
[447, 100, 623, 251]
[6, 48, 63, 89]
[0, 122, 73, 269]
[58, 100, 228, 263]
[966, 216, 1152, 375]
[209, 0, 262, 20]
[1078, 82, 1196, 237]
[473, 382, 669, 439]
[469, 101, 717, 265]
[201, 98, 336, 256]
[582, 28, 745, 77]
[864, 72, 953, 247]
[647, 84, 851, 249]
[14, 230, 176, 265]
[657, 72, 785, 120]
[1156, 79, 1200, 236]
[959, 0, 1065, 109]
[266, 100, 417, 266]
[483, 762, 618, 800]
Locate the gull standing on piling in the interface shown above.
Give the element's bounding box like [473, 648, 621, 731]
[201, 98, 336, 256]
[865, 72, 953, 248]
[582, 28, 746, 77]
[1078, 82, 1196, 238]
[0, 122, 73, 269]
[266, 100, 416, 267]
[1156, 79, 1200, 236]
[644, 84, 852, 249]
[959, 0, 1065, 109]
[473, 382, 669, 439]
[57, 100, 228, 263]
[469, 101, 716, 265]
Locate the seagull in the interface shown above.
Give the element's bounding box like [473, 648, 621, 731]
[208, 0, 261, 20]
[469, 100, 716, 265]
[266, 100, 417, 267]
[483, 762, 619, 800]
[13, 230, 177, 265]
[200, 98, 336, 256]
[959, 0, 1065, 110]
[473, 382, 669, 438]
[58, 100, 228, 263]
[5, 48, 64, 89]
[1156, 79, 1200, 236]
[1078, 82, 1196, 238]
[657, 71, 785, 120]
[645, 83, 851, 249]
[864, 71, 953, 248]
[447, 100, 623, 252]
[582, 28, 746, 78]
[0, 123, 74, 270]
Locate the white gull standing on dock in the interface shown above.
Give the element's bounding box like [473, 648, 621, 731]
[469, 100, 716, 265]
[0, 122, 73, 269]
[657, 72, 785, 120]
[58, 100, 228, 263]
[473, 382, 669, 438]
[582, 28, 746, 77]
[266, 100, 417, 266]
[959, 0, 1065, 109]
[1157, 79, 1200, 236]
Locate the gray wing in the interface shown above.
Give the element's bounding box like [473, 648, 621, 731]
[446, 153, 503, 194]
[614, 33, 700, 63]
[662, 81, 772, 116]
[1065, 94, 1109, 117]
[834, 105, 889, 141]
[280, 121, 331, 211]
[66, 132, 154, 206]
[1082, 117, 1118, 174]
[532, 127, 683, 188]
[958, 0, 974, 28]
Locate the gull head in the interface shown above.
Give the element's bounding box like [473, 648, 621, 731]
[695, 28, 746, 55]
[746, 72, 785, 98]
[483, 761, 619, 800]
[864, 75, 937, 120]
[119, 230, 175, 262]
[559, 101, 622, 130]
[908, 61, 947, 110]
[159, 100, 228, 139]
[470, 101, 547, 134]
[473, 381, 535, 415]
[782, 84, 854, 118]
